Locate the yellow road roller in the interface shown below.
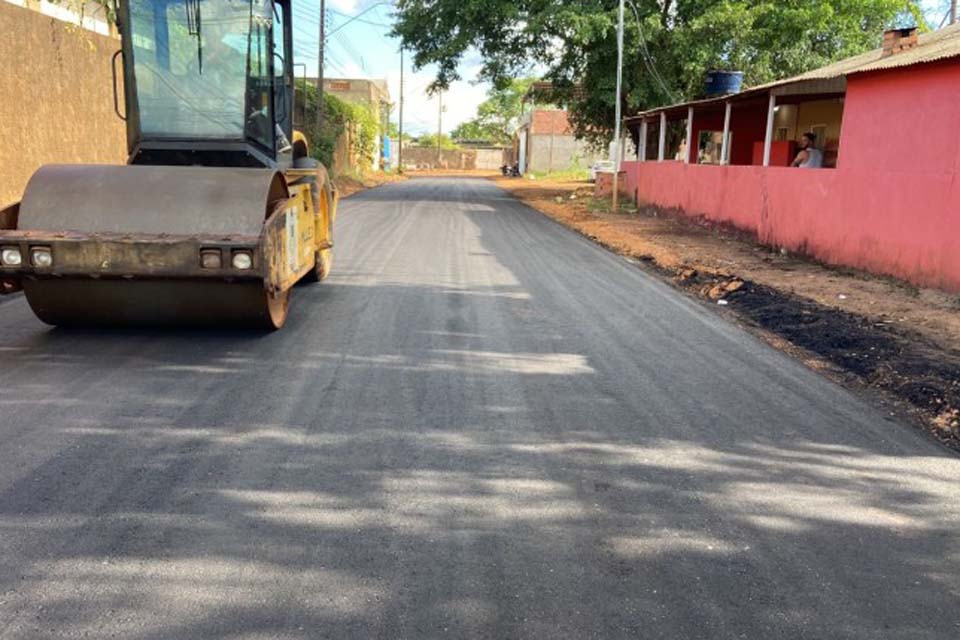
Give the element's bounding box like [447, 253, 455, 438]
[0, 0, 334, 329]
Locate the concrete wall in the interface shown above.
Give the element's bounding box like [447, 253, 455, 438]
[840, 62, 960, 173]
[530, 109, 573, 135]
[332, 124, 358, 176]
[0, 2, 127, 207]
[622, 61, 960, 292]
[322, 78, 390, 110]
[400, 146, 481, 170]
[519, 108, 604, 173]
[527, 134, 598, 173]
[475, 147, 507, 170]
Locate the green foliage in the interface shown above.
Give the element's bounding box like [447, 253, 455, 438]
[449, 120, 493, 142]
[451, 78, 534, 144]
[530, 168, 591, 181]
[295, 80, 380, 172]
[346, 101, 380, 168]
[416, 133, 460, 150]
[393, 0, 926, 147]
[295, 80, 348, 168]
[386, 121, 414, 142]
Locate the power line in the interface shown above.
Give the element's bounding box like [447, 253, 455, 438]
[328, 2, 392, 35]
[334, 31, 366, 70]
[329, 8, 391, 29]
[298, 6, 392, 34]
[294, 5, 387, 77]
[626, 0, 675, 103]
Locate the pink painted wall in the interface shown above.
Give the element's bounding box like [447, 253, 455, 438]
[622, 62, 960, 291]
[840, 61, 960, 173]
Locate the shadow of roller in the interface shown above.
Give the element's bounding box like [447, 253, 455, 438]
[23, 280, 289, 330]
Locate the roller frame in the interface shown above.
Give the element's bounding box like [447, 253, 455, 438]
[0, 166, 331, 329]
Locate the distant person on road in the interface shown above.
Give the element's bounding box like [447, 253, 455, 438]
[792, 132, 823, 168]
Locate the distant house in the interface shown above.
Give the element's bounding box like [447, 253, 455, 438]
[308, 77, 392, 169]
[621, 24, 960, 292]
[513, 109, 602, 174]
[323, 78, 391, 114]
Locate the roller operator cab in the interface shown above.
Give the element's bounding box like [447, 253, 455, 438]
[0, 0, 336, 330]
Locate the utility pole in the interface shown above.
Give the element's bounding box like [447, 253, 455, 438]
[611, 0, 625, 212]
[436, 90, 443, 167]
[315, 0, 325, 135]
[952, 0, 957, 25]
[398, 48, 404, 173]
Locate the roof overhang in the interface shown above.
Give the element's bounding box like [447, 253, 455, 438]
[624, 22, 960, 127]
[624, 76, 848, 126]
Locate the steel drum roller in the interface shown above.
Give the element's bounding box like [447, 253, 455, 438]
[16, 165, 291, 329]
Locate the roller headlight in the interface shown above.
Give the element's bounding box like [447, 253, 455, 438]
[31, 247, 53, 268]
[232, 251, 253, 270]
[1, 247, 22, 267]
[200, 248, 222, 269]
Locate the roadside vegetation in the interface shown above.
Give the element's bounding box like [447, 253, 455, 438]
[451, 79, 536, 145]
[293, 81, 402, 197]
[295, 80, 381, 175]
[414, 133, 460, 150]
[529, 168, 591, 182]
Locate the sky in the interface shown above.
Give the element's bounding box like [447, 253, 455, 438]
[290, 0, 955, 137]
[290, 0, 488, 136]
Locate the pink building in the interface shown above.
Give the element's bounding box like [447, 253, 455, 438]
[622, 25, 960, 292]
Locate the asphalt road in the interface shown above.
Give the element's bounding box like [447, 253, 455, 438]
[1, 177, 958, 639]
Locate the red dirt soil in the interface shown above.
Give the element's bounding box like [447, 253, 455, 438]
[336, 172, 406, 199]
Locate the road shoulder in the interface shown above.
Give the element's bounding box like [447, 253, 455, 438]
[336, 171, 406, 199]
[491, 174, 960, 452]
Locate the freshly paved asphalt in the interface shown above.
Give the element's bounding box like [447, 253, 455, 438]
[0, 177, 958, 639]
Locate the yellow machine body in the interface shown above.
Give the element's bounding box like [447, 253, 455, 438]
[0, 0, 339, 330]
[0, 161, 337, 329]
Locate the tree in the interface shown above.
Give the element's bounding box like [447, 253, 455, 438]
[451, 78, 534, 144]
[450, 120, 495, 143]
[416, 133, 460, 150]
[393, 0, 925, 147]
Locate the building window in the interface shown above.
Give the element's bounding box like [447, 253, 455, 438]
[697, 131, 726, 165]
[645, 123, 659, 161]
[667, 120, 687, 161]
[809, 124, 828, 149]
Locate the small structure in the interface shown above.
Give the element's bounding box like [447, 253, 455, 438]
[622, 24, 960, 292]
[513, 108, 603, 174]
[456, 141, 510, 170]
[323, 78, 391, 113]
[512, 82, 604, 174]
[310, 77, 392, 170]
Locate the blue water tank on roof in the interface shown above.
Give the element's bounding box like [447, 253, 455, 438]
[704, 70, 744, 96]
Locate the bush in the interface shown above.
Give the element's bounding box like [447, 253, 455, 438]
[294, 81, 380, 173]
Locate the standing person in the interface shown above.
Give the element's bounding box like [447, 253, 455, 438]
[675, 138, 687, 162]
[792, 132, 823, 168]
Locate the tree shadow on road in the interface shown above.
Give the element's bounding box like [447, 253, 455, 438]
[0, 193, 958, 639]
